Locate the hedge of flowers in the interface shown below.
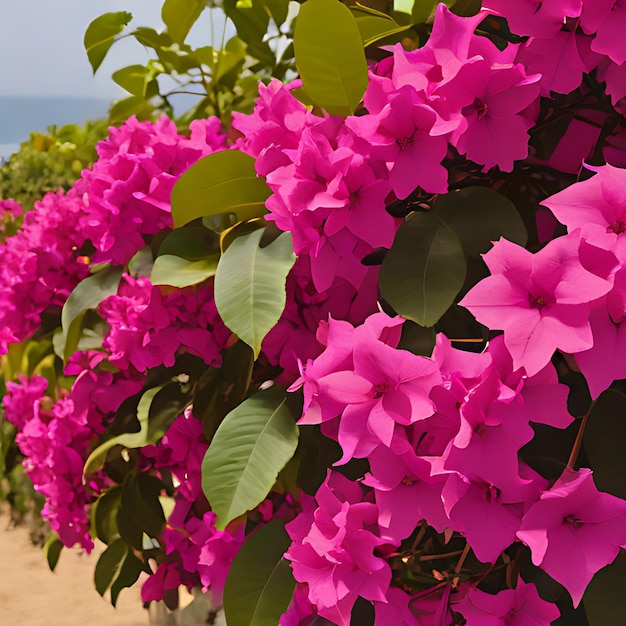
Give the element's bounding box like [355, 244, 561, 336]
[1, 1, 626, 625]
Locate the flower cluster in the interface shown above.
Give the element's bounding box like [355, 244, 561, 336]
[99, 274, 230, 373]
[141, 410, 245, 606]
[2, 1, 626, 623]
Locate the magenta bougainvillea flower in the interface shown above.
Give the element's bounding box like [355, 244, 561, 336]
[460, 234, 612, 376]
[285, 472, 391, 626]
[517, 467, 626, 606]
[453, 579, 560, 625]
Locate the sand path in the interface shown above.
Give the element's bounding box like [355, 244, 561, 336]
[0, 516, 149, 626]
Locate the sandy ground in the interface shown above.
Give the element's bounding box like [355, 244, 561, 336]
[0, 515, 149, 626]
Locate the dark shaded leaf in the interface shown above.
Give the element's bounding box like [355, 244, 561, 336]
[584, 550, 626, 626]
[43, 533, 63, 572]
[121, 472, 166, 539]
[380, 211, 466, 327]
[431, 187, 527, 257]
[584, 390, 626, 499]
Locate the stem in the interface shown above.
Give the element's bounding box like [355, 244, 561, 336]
[452, 543, 471, 588]
[419, 550, 464, 562]
[449, 338, 485, 343]
[410, 524, 427, 553]
[454, 544, 470, 575]
[567, 410, 590, 469]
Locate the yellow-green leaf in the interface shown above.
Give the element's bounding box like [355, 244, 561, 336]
[171, 150, 270, 229]
[294, 0, 368, 116]
[84, 12, 133, 74]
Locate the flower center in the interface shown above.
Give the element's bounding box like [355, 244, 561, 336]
[396, 133, 415, 151]
[374, 382, 390, 399]
[474, 98, 488, 120]
[608, 220, 626, 234]
[563, 514, 584, 529]
[402, 474, 419, 486]
[529, 293, 546, 309]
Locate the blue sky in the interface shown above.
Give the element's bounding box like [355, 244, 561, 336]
[0, 0, 221, 99]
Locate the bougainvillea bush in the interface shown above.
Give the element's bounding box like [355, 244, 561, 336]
[3, 0, 626, 624]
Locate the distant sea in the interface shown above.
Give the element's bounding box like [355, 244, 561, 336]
[0, 96, 111, 159]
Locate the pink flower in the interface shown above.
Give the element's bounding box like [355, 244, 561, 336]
[285, 472, 391, 626]
[542, 164, 626, 262]
[484, 0, 583, 37]
[454, 579, 560, 625]
[460, 235, 612, 376]
[517, 467, 626, 606]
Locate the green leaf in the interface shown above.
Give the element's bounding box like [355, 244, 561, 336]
[171, 151, 270, 229]
[121, 472, 166, 539]
[92, 486, 122, 545]
[112, 65, 150, 97]
[223, 0, 275, 66]
[193, 341, 254, 443]
[380, 211, 466, 327]
[83, 387, 161, 477]
[151, 254, 219, 288]
[214, 229, 296, 358]
[294, 0, 368, 116]
[147, 381, 195, 442]
[223, 520, 295, 626]
[84, 12, 133, 74]
[412, 0, 446, 22]
[431, 187, 528, 257]
[259, 0, 290, 26]
[202, 386, 299, 529]
[43, 533, 63, 572]
[351, 7, 412, 46]
[109, 95, 152, 123]
[584, 390, 626, 499]
[449, 0, 481, 16]
[161, 0, 206, 44]
[94, 538, 127, 596]
[109, 551, 144, 607]
[158, 226, 220, 260]
[584, 550, 626, 626]
[60, 266, 123, 362]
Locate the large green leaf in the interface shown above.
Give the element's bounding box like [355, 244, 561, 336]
[94, 538, 127, 596]
[60, 266, 123, 362]
[223, 0, 275, 66]
[351, 6, 413, 46]
[584, 550, 626, 626]
[83, 386, 161, 477]
[202, 386, 299, 529]
[379, 211, 466, 327]
[161, 0, 206, 44]
[158, 226, 220, 260]
[214, 229, 295, 358]
[193, 341, 254, 443]
[171, 150, 270, 229]
[583, 390, 626, 499]
[121, 472, 165, 539]
[412, 0, 448, 22]
[224, 520, 295, 626]
[431, 187, 528, 257]
[92, 486, 122, 545]
[109, 551, 144, 607]
[84, 12, 133, 74]
[294, 0, 368, 116]
[150, 254, 219, 288]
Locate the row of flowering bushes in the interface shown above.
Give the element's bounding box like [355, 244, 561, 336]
[2, 1, 626, 624]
